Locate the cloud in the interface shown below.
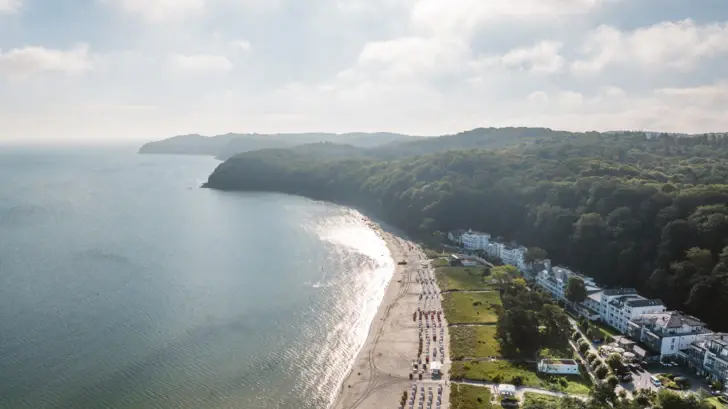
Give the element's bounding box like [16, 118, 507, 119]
[0, 45, 92, 79]
[411, 0, 615, 36]
[169, 53, 233, 73]
[342, 36, 471, 82]
[499, 41, 564, 73]
[230, 40, 252, 52]
[572, 19, 728, 73]
[105, 0, 205, 22]
[0, 0, 22, 14]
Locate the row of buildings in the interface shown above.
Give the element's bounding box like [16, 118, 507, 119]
[534, 265, 728, 387]
[447, 229, 529, 271]
[445, 228, 728, 388]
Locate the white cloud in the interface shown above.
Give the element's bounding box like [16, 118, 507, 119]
[342, 36, 472, 82]
[411, 0, 615, 36]
[573, 19, 728, 73]
[0, 45, 92, 79]
[230, 40, 252, 52]
[106, 0, 205, 22]
[0, 0, 22, 14]
[170, 53, 233, 73]
[499, 41, 564, 73]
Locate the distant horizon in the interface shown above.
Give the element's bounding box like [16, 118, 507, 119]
[3, 126, 725, 148]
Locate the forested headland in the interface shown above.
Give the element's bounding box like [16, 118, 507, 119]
[204, 127, 728, 331]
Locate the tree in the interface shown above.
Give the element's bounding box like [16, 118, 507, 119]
[590, 383, 616, 405]
[579, 341, 590, 354]
[606, 353, 624, 372]
[654, 389, 712, 409]
[606, 375, 619, 388]
[525, 246, 548, 263]
[595, 364, 609, 379]
[565, 276, 588, 303]
[490, 265, 518, 286]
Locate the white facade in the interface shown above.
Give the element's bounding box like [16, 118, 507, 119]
[628, 312, 712, 358]
[461, 229, 491, 250]
[538, 359, 579, 375]
[486, 242, 503, 259]
[599, 290, 666, 334]
[681, 334, 728, 385]
[501, 245, 527, 271]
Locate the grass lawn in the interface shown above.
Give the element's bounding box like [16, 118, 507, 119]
[523, 393, 561, 407]
[443, 292, 501, 324]
[706, 397, 727, 409]
[450, 326, 501, 359]
[436, 266, 492, 291]
[450, 384, 495, 409]
[450, 361, 591, 395]
[432, 258, 450, 268]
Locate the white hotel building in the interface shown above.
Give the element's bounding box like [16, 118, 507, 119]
[460, 229, 491, 251]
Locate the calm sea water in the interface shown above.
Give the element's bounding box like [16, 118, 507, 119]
[0, 148, 394, 409]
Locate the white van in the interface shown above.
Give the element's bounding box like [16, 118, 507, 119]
[650, 376, 662, 387]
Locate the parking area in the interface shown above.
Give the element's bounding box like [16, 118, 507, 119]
[620, 362, 712, 394]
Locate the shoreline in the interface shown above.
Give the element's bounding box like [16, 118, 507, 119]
[331, 217, 450, 409]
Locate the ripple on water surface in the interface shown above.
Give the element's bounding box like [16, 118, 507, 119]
[0, 153, 394, 409]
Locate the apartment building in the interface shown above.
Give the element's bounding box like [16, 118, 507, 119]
[447, 229, 466, 245]
[626, 311, 712, 359]
[461, 229, 491, 250]
[680, 333, 728, 386]
[486, 242, 503, 260]
[600, 290, 666, 333]
[501, 244, 527, 271]
[535, 267, 601, 319]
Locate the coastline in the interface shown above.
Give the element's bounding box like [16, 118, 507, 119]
[331, 218, 450, 409]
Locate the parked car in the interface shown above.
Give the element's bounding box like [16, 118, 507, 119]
[650, 376, 662, 387]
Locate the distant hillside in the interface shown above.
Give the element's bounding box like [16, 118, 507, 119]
[138, 132, 422, 159]
[204, 130, 728, 332]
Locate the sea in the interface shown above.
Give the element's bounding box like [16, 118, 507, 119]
[0, 147, 394, 409]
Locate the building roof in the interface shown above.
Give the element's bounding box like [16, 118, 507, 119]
[638, 311, 705, 329]
[498, 384, 516, 394]
[541, 359, 578, 365]
[603, 288, 638, 296]
[588, 291, 603, 302]
[626, 299, 664, 308]
[463, 229, 490, 236]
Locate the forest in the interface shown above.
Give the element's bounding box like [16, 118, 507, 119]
[204, 128, 728, 331]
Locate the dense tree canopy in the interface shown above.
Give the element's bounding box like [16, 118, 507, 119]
[205, 129, 728, 330]
[565, 276, 589, 303]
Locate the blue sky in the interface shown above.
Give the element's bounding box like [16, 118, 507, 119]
[1, 0, 728, 142]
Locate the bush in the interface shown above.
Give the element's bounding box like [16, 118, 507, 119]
[572, 332, 581, 341]
[511, 376, 523, 386]
[492, 374, 503, 383]
[606, 375, 619, 388]
[595, 364, 609, 379]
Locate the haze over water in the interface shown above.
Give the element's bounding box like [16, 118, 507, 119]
[0, 149, 394, 409]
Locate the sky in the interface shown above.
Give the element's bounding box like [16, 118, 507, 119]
[1, 0, 728, 143]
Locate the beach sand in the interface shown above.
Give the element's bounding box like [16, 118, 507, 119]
[331, 228, 450, 409]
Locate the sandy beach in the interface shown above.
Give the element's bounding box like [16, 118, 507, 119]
[331, 226, 450, 409]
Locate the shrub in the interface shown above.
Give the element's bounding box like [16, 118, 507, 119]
[511, 376, 523, 386]
[606, 375, 619, 388]
[595, 364, 609, 379]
